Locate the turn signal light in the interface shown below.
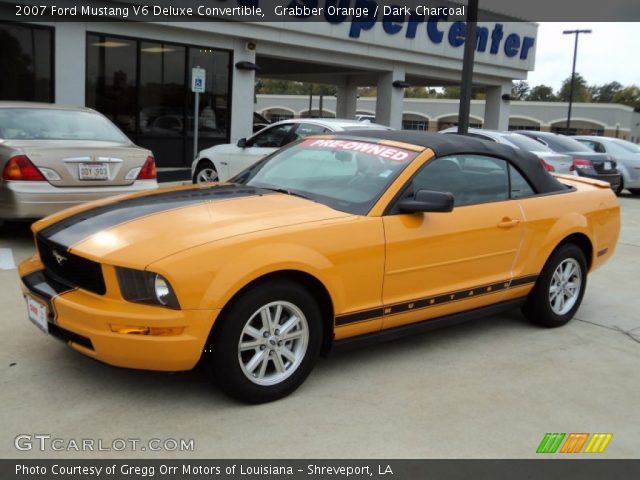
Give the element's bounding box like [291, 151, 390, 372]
[539, 158, 555, 172]
[110, 324, 184, 336]
[570, 159, 593, 171]
[137, 155, 157, 180]
[2, 155, 45, 181]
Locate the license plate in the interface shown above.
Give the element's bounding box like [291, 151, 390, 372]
[26, 294, 48, 334]
[604, 161, 612, 170]
[79, 163, 109, 180]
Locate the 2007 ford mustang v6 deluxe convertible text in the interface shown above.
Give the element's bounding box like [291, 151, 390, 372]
[19, 131, 620, 403]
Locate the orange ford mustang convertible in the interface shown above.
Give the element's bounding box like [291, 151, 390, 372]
[19, 131, 620, 403]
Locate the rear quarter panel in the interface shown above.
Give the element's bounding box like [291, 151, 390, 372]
[513, 178, 620, 282]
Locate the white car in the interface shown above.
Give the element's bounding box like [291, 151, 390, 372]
[191, 118, 389, 183]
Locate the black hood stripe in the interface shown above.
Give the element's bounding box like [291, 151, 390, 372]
[41, 185, 268, 248]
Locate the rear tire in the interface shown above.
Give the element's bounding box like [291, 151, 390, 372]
[208, 281, 323, 403]
[614, 178, 624, 195]
[628, 188, 640, 195]
[193, 161, 218, 184]
[522, 243, 587, 328]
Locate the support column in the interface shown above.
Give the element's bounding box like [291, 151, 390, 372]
[336, 77, 358, 119]
[484, 83, 512, 130]
[375, 65, 405, 129]
[55, 23, 86, 105]
[230, 39, 257, 143]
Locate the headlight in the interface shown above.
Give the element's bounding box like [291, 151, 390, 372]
[154, 274, 172, 306]
[116, 267, 180, 309]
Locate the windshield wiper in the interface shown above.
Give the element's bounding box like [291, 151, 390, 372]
[260, 187, 314, 201]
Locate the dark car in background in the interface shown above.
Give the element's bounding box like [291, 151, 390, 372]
[518, 131, 621, 193]
[573, 136, 640, 195]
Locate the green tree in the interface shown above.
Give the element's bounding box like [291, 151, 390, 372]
[256, 79, 336, 96]
[358, 86, 377, 97]
[526, 84, 557, 102]
[590, 81, 623, 103]
[511, 81, 530, 100]
[557, 73, 591, 102]
[612, 86, 640, 110]
[404, 86, 434, 98]
[435, 86, 484, 99]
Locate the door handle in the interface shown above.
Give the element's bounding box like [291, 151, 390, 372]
[498, 218, 520, 229]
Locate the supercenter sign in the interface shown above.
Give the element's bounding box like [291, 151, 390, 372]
[266, 0, 536, 61]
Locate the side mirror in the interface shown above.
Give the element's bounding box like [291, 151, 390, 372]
[398, 190, 454, 213]
[237, 138, 248, 148]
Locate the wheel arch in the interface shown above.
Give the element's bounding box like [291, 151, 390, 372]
[545, 232, 593, 270]
[206, 269, 335, 355]
[555, 232, 594, 270]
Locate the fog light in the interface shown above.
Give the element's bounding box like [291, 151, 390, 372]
[111, 325, 150, 335]
[111, 325, 184, 336]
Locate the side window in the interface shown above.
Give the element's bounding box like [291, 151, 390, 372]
[509, 165, 535, 198]
[410, 155, 508, 206]
[293, 123, 331, 140]
[249, 123, 295, 148]
[579, 139, 606, 153]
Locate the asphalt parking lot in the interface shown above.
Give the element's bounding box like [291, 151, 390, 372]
[0, 195, 638, 459]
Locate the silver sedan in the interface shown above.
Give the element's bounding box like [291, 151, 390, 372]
[0, 102, 158, 224]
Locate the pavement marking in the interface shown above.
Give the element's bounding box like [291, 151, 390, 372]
[0, 248, 16, 270]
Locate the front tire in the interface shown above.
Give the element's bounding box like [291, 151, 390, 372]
[193, 160, 218, 184]
[522, 243, 587, 328]
[208, 281, 323, 403]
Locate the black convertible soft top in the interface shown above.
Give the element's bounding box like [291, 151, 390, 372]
[334, 130, 567, 195]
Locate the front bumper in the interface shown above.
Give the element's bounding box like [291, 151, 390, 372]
[0, 179, 158, 220]
[576, 170, 621, 190]
[19, 256, 218, 372]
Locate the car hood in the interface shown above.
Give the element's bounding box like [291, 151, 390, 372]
[199, 143, 242, 156]
[37, 184, 350, 267]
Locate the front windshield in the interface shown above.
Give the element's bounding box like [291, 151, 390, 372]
[0, 108, 129, 142]
[232, 138, 420, 215]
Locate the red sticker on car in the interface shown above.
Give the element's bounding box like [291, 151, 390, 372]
[300, 138, 414, 162]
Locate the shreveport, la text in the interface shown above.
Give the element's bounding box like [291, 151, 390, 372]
[16, 463, 393, 477]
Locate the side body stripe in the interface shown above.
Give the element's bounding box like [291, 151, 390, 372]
[335, 274, 538, 326]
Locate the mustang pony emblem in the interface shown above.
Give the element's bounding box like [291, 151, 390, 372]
[52, 250, 68, 266]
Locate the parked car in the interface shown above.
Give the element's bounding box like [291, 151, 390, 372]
[355, 114, 376, 122]
[573, 136, 640, 195]
[517, 131, 621, 192]
[191, 118, 389, 184]
[20, 130, 619, 403]
[439, 127, 574, 174]
[0, 102, 158, 225]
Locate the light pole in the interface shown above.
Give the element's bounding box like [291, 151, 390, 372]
[563, 29, 591, 134]
[457, 0, 479, 135]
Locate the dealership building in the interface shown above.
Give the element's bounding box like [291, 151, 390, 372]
[2, 0, 540, 166]
[256, 95, 640, 141]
